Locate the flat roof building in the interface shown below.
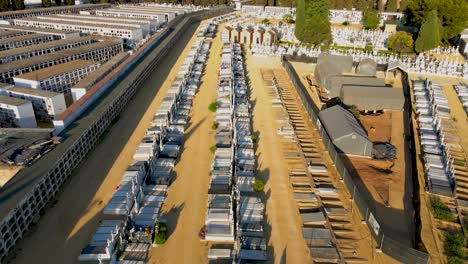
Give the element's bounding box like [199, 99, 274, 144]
[0, 25, 80, 39]
[0, 40, 123, 84]
[13, 18, 144, 42]
[340, 85, 405, 111]
[0, 30, 31, 40]
[327, 75, 386, 98]
[13, 60, 100, 95]
[55, 14, 159, 32]
[36, 15, 152, 36]
[0, 85, 66, 122]
[0, 33, 58, 52]
[95, 9, 171, 24]
[0, 36, 98, 64]
[0, 95, 36, 128]
[0, 3, 112, 20]
[318, 105, 372, 157]
[71, 52, 129, 102]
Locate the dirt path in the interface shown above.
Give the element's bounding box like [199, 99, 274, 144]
[12, 22, 203, 264]
[245, 54, 311, 263]
[149, 31, 220, 264]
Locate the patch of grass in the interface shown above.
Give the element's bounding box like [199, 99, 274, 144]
[253, 179, 264, 192]
[431, 198, 457, 222]
[212, 122, 218, 130]
[445, 233, 466, 259]
[208, 102, 218, 112]
[210, 145, 217, 154]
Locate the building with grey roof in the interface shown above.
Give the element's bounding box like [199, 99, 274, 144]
[318, 105, 372, 157]
[314, 54, 353, 88]
[0, 25, 80, 39]
[327, 75, 386, 98]
[0, 95, 36, 128]
[340, 85, 404, 111]
[0, 33, 58, 52]
[0, 30, 30, 40]
[1, 86, 66, 122]
[0, 3, 111, 20]
[356, 58, 377, 76]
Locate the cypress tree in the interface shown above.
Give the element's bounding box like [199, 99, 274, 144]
[42, 0, 52, 7]
[0, 0, 9, 11]
[415, 9, 440, 52]
[399, 0, 408, 11]
[12, 0, 25, 10]
[295, 0, 332, 45]
[55, 0, 62, 6]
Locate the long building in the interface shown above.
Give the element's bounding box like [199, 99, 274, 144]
[71, 52, 129, 102]
[0, 85, 66, 122]
[95, 9, 169, 25]
[0, 25, 80, 39]
[36, 15, 152, 36]
[0, 95, 36, 128]
[0, 30, 31, 40]
[0, 36, 99, 64]
[56, 13, 159, 32]
[0, 40, 123, 84]
[14, 17, 144, 42]
[0, 3, 112, 20]
[13, 59, 100, 95]
[0, 33, 58, 51]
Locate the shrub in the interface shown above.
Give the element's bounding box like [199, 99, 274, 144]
[387, 31, 414, 53]
[251, 134, 257, 143]
[253, 179, 264, 192]
[342, 21, 349, 26]
[431, 198, 456, 222]
[362, 9, 380, 29]
[212, 122, 218, 130]
[155, 230, 167, 244]
[261, 18, 271, 25]
[208, 102, 218, 112]
[448, 256, 465, 264]
[157, 222, 168, 232]
[210, 145, 217, 154]
[445, 233, 466, 258]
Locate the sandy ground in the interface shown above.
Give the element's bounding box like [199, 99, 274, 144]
[0, 165, 21, 187]
[245, 54, 311, 263]
[149, 29, 220, 264]
[11, 21, 203, 264]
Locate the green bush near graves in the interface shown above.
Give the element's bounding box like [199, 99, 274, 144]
[431, 198, 456, 222]
[253, 179, 265, 192]
[208, 102, 218, 112]
[212, 122, 218, 130]
[295, 0, 332, 45]
[210, 145, 217, 154]
[387, 31, 414, 53]
[362, 9, 380, 29]
[154, 222, 168, 245]
[445, 233, 466, 259]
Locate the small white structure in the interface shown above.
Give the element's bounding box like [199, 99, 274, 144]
[13, 60, 100, 95]
[0, 95, 36, 128]
[1, 85, 66, 121]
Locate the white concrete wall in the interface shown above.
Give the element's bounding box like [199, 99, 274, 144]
[16, 102, 37, 128]
[50, 94, 66, 117]
[13, 78, 40, 89]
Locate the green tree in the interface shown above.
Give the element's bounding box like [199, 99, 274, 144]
[42, 0, 52, 7]
[352, 0, 375, 11]
[387, 31, 414, 53]
[399, 0, 409, 11]
[385, 0, 398, 11]
[283, 13, 294, 23]
[0, 0, 9, 11]
[362, 9, 379, 29]
[12, 0, 25, 10]
[415, 9, 440, 52]
[64, 0, 74, 5]
[100, 0, 109, 2]
[55, 0, 62, 5]
[295, 0, 332, 45]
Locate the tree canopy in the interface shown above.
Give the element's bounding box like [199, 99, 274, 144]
[12, 0, 25, 10]
[362, 9, 379, 29]
[295, 0, 332, 45]
[387, 31, 414, 53]
[42, 0, 52, 7]
[405, 0, 468, 42]
[414, 9, 440, 52]
[385, 0, 398, 12]
[55, 0, 62, 6]
[0, 0, 9, 11]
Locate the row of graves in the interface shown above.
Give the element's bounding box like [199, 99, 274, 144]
[77, 38, 211, 264]
[454, 84, 468, 115]
[413, 79, 458, 196]
[331, 27, 391, 50]
[329, 9, 403, 26]
[250, 43, 468, 79]
[203, 43, 268, 263]
[264, 70, 344, 263]
[240, 5, 295, 19]
[198, 13, 241, 38]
